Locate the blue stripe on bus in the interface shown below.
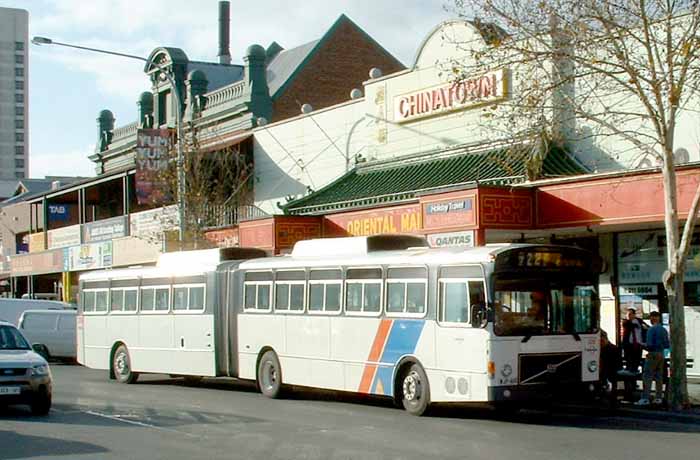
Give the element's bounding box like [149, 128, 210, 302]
[371, 320, 425, 396]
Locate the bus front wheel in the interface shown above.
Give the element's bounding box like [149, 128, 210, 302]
[112, 345, 139, 384]
[257, 350, 283, 399]
[399, 363, 430, 416]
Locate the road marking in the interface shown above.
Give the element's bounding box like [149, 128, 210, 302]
[84, 410, 200, 438]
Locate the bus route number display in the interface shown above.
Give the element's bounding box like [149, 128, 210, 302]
[507, 250, 587, 270]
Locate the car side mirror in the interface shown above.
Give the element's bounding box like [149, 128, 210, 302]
[32, 343, 50, 360]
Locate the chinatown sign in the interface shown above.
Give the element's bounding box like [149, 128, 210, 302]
[394, 69, 508, 123]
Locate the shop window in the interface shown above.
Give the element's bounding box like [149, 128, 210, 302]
[15, 41, 24, 51]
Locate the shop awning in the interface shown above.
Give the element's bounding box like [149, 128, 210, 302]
[283, 146, 588, 215]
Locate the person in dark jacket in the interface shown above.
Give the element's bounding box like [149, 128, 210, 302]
[621, 307, 647, 374]
[599, 329, 621, 405]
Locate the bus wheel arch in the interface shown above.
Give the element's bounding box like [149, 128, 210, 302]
[256, 348, 283, 399]
[111, 342, 139, 384]
[394, 358, 430, 416]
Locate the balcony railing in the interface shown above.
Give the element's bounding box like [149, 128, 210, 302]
[111, 121, 139, 142]
[203, 80, 247, 111]
[200, 204, 269, 229]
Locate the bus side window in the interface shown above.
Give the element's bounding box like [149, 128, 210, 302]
[243, 271, 273, 312]
[111, 289, 124, 312]
[275, 270, 305, 313]
[140, 288, 155, 311]
[468, 280, 486, 326]
[83, 290, 96, 313]
[95, 290, 108, 313]
[440, 282, 469, 324]
[386, 267, 427, 316]
[124, 289, 138, 312]
[308, 269, 342, 313]
[345, 268, 382, 315]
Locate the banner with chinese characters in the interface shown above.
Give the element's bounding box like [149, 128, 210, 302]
[135, 129, 173, 205]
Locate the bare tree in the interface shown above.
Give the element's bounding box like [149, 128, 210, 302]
[138, 125, 254, 251]
[449, 0, 700, 409]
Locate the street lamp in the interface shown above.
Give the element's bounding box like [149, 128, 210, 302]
[32, 36, 187, 245]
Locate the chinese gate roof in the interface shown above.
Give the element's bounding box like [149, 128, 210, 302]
[282, 145, 588, 215]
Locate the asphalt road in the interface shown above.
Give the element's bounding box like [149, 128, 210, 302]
[1, 364, 699, 460]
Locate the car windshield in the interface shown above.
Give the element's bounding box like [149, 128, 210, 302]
[0, 325, 31, 350]
[493, 277, 598, 336]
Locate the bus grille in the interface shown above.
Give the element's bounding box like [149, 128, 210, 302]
[518, 352, 581, 385]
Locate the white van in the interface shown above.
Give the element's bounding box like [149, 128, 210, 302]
[0, 299, 70, 326]
[18, 309, 77, 360]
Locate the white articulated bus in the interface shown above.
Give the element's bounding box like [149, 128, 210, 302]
[78, 236, 602, 415]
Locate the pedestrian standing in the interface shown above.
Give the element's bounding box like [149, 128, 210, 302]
[621, 307, 646, 374]
[635, 311, 670, 406]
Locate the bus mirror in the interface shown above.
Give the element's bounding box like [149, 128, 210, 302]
[472, 303, 491, 328]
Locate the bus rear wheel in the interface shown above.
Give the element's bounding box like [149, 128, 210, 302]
[113, 345, 139, 384]
[257, 350, 283, 399]
[399, 363, 430, 416]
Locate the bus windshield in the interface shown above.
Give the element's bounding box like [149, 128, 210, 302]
[493, 277, 598, 336]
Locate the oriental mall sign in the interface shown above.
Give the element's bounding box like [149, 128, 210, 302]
[394, 69, 508, 123]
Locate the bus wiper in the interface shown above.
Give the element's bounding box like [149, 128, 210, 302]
[571, 333, 581, 341]
[521, 334, 532, 343]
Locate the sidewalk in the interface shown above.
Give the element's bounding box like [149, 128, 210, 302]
[604, 381, 700, 424]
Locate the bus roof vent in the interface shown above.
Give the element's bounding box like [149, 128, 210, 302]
[291, 234, 429, 258]
[219, 247, 268, 261]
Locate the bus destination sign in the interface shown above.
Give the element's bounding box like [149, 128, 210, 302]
[496, 249, 591, 272]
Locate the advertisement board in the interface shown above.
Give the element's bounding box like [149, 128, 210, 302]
[324, 204, 422, 237]
[64, 241, 113, 272]
[422, 196, 475, 230]
[83, 216, 128, 243]
[9, 249, 64, 276]
[129, 206, 178, 243]
[135, 129, 172, 205]
[47, 225, 81, 249]
[617, 230, 700, 283]
[427, 230, 475, 248]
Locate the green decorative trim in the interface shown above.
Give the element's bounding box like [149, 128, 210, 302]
[282, 145, 587, 215]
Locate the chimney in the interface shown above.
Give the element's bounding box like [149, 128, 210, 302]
[218, 1, 231, 65]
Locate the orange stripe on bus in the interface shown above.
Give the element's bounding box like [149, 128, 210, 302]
[358, 319, 392, 393]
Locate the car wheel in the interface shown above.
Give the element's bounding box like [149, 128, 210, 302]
[113, 345, 139, 384]
[257, 350, 283, 398]
[30, 387, 51, 416]
[399, 363, 430, 416]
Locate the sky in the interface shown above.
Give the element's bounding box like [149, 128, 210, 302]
[1, 0, 455, 179]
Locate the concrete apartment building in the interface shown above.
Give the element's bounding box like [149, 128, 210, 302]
[0, 7, 28, 187]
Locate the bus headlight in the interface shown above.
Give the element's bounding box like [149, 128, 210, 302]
[501, 364, 513, 377]
[587, 360, 598, 373]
